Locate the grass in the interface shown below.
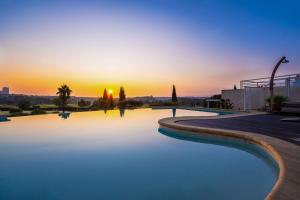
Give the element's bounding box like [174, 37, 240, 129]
[36, 104, 58, 109]
[0, 111, 9, 116]
[0, 104, 19, 110]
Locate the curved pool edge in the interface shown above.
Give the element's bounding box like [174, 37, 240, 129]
[158, 115, 300, 200]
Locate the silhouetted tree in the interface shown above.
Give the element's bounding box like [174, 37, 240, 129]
[119, 86, 126, 101]
[109, 93, 114, 109]
[172, 85, 177, 102]
[103, 88, 108, 101]
[56, 84, 72, 112]
[234, 85, 237, 90]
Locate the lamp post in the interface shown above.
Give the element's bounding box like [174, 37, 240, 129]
[269, 56, 289, 112]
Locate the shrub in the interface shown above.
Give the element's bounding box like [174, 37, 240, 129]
[9, 112, 29, 117]
[9, 107, 22, 113]
[149, 102, 177, 107]
[118, 100, 144, 108]
[65, 104, 79, 111]
[78, 99, 91, 107]
[90, 100, 101, 110]
[0, 105, 19, 111]
[266, 95, 287, 111]
[221, 99, 233, 109]
[31, 109, 46, 115]
[36, 104, 58, 110]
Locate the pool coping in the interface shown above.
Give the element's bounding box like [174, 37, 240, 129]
[158, 113, 300, 200]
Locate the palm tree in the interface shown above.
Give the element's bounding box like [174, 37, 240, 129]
[56, 84, 72, 112]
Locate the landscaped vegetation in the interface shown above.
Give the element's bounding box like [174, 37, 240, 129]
[266, 95, 287, 112]
[0, 84, 236, 118]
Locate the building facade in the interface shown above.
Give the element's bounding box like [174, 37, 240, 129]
[221, 74, 300, 110]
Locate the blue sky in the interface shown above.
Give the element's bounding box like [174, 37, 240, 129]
[0, 0, 299, 96]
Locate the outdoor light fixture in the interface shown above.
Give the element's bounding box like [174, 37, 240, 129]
[282, 58, 289, 63]
[269, 56, 289, 112]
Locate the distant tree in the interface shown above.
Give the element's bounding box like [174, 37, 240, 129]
[118, 100, 143, 109]
[234, 85, 237, 90]
[90, 99, 101, 110]
[78, 99, 91, 107]
[103, 88, 108, 101]
[119, 86, 126, 101]
[18, 100, 31, 110]
[109, 93, 114, 109]
[172, 85, 177, 102]
[56, 84, 72, 112]
[53, 98, 62, 107]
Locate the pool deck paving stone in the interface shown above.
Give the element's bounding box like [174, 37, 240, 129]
[177, 113, 300, 145]
[158, 112, 300, 200]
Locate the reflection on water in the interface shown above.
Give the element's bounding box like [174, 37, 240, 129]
[63, 108, 206, 120]
[0, 109, 276, 200]
[119, 109, 125, 118]
[172, 108, 176, 117]
[58, 112, 71, 119]
[55, 108, 208, 120]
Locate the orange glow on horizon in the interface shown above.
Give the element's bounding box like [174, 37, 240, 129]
[0, 68, 236, 97]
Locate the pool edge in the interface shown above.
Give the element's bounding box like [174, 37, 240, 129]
[158, 114, 300, 200]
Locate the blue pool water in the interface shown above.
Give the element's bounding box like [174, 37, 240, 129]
[0, 109, 277, 200]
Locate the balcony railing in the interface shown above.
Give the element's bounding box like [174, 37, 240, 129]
[240, 73, 300, 88]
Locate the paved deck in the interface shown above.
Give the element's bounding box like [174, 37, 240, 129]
[177, 114, 300, 146]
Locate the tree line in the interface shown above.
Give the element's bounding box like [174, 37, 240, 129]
[56, 84, 178, 112]
[0, 84, 179, 115]
[56, 85, 146, 111]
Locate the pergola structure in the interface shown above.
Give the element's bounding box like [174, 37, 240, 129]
[206, 99, 221, 109]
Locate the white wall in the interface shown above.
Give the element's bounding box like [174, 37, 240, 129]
[222, 86, 300, 110]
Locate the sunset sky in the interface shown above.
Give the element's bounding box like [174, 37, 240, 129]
[0, 0, 299, 97]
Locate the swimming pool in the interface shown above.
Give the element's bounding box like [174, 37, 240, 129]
[0, 109, 277, 200]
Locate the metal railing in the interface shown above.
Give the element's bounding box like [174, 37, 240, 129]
[240, 73, 300, 88]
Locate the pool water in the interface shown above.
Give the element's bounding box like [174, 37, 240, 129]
[0, 109, 277, 200]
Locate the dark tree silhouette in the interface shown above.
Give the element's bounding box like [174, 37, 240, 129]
[172, 85, 177, 102]
[56, 84, 72, 112]
[234, 85, 237, 90]
[103, 88, 108, 100]
[119, 86, 126, 101]
[109, 93, 114, 109]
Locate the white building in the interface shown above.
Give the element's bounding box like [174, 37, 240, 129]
[221, 73, 300, 110]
